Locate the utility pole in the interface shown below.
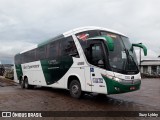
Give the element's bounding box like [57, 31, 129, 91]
[139, 43, 142, 72]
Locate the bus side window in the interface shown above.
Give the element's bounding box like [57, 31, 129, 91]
[27, 50, 36, 62]
[15, 55, 21, 65]
[16, 55, 20, 64]
[90, 43, 105, 68]
[23, 53, 28, 63]
[47, 41, 59, 59]
[62, 36, 79, 58]
[36, 46, 46, 60]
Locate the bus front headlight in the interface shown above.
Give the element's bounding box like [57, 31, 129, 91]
[113, 77, 122, 82]
[105, 74, 123, 82]
[114, 77, 121, 82]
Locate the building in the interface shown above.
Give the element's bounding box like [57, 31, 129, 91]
[0, 64, 13, 76]
[0, 64, 5, 76]
[140, 60, 160, 77]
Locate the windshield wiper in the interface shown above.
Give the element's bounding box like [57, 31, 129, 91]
[124, 49, 139, 72]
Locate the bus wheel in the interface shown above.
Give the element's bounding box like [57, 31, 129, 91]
[19, 79, 21, 84]
[24, 78, 34, 89]
[69, 80, 82, 99]
[20, 79, 25, 89]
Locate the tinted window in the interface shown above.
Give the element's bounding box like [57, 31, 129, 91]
[27, 50, 36, 62]
[61, 36, 79, 57]
[100, 31, 139, 74]
[76, 30, 101, 59]
[15, 54, 22, 65]
[90, 43, 105, 68]
[47, 41, 59, 59]
[76, 30, 99, 41]
[36, 46, 46, 60]
[23, 53, 28, 63]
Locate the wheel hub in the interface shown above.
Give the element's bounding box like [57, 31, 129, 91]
[72, 85, 79, 94]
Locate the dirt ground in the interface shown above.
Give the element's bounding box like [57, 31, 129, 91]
[0, 76, 159, 120]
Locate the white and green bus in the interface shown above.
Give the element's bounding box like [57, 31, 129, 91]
[14, 26, 147, 98]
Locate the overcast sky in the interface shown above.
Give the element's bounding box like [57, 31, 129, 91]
[0, 0, 160, 64]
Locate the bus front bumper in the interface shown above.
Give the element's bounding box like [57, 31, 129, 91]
[102, 75, 141, 94]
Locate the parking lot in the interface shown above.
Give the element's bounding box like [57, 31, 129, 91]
[0, 77, 159, 120]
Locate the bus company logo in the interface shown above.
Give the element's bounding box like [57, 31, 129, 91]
[23, 65, 40, 69]
[2, 112, 11, 117]
[48, 60, 57, 65]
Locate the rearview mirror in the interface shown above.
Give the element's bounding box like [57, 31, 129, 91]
[131, 43, 147, 56]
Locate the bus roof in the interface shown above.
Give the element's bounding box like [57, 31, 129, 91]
[63, 26, 126, 37]
[18, 26, 126, 54]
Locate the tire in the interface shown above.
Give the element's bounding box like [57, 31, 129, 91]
[20, 79, 25, 89]
[19, 79, 22, 84]
[24, 78, 34, 89]
[69, 80, 83, 99]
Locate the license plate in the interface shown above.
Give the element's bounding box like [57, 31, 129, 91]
[130, 86, 135, 90]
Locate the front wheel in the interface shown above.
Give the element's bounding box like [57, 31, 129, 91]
[69, 80, 83, 99]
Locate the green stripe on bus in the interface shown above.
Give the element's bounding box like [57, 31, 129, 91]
[41, 56, 73, 85]
[15, 64, 23, 80]
[102, 75, 141, 94]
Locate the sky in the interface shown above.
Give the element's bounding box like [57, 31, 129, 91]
[0, 0, 160, 64]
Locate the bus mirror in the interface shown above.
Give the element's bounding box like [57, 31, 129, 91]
[131, 43, 147, 56]
[102, 36, 114, 51]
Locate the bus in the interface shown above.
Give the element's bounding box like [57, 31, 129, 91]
[14, 26, 147, 98]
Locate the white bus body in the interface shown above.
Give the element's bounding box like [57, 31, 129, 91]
[14, 26, 147, 98]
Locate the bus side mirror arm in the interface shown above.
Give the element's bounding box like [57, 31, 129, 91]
[102, 36, 114, 51]
[131, 43, 147, 56]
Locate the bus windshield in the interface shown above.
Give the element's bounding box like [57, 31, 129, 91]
[76, 30, 139, 75]
[108, 34, 139, 74]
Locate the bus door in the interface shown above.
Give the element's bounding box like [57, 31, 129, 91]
[86, 40, 107, 93]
